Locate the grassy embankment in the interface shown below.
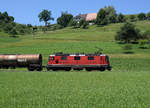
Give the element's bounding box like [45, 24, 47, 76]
[0, 20, 150, 107]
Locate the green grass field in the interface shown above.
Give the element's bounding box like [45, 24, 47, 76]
[0, 20, 150, 107]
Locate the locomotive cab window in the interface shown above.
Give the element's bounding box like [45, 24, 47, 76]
[52, 56, 55, 60]
[61, 56, 67, 60]
[74, 56, 80, 60]
[88, 56, 94, 60]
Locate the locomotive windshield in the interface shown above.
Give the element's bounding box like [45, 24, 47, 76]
[105, 56, 109, 62]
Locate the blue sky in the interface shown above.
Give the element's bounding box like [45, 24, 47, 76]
[0, 0, 150, 25]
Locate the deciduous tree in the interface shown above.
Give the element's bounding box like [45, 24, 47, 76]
[57, 12, 73, 27]
[115, 22, 141, 43]
[38, 10, 54, 26]
[138, 13, 146, 20]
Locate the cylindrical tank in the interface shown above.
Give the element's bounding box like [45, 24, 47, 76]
[0, 54, 42, 69]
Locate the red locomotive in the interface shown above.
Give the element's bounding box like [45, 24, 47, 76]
[46, 52, 111, 71]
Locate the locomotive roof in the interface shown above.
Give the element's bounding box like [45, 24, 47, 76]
[49, 53, 106, 56]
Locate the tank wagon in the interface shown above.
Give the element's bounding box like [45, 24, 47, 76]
[0, 54, 42, 71]
[46, 53, 111, 71]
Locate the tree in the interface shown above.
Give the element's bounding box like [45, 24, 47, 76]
[115, 22, 141, 43]
[96, 6, 117, 25]
[9, 28, 17, 37]
[96, 8, 107, 25]
[138, 40, 148, 49]
[38, 10, 54, 26]
[141, 30, 150, 40]
[104, 6, 117, 23]
[3, 23, 13, 33]
[117, 13, 126, 23]
[138, 13, 146, 20]
[147, 12, 150, 20]
[69, 19, 77, 28]
[82, 21, 89, 29]
[57, 12, 73, 27]
[78, 19, 85, 27]
[129, 15, 137, 22]
[27, 24, 32, 28]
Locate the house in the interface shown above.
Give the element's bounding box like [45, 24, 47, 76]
[75, 13, 97, 23]
[86, 13, 97, 22]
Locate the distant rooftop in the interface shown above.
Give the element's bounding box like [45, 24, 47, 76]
[75, 13, 97, 21]
[86, 13, 97, 21]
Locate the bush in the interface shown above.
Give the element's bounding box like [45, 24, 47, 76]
[3, 23, 13, 33]
[50, 24, 63, 31]
[82, 21, 89, 29]
[141, 30, 150, 40]
[69, 19, 77, 28]
[138, 13, 146, 20]
[129, 15, 137, 22]
[122, 44, 133, 54]
[117, 13, 126, 23]
[138, 40, 148, 49]
[9, 28, 18, 37]
[79, 19, 85, 27]
[78, 19, 89, 29]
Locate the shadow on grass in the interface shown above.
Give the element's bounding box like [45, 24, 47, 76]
[117, 42, 139, 44]
[123, 51, 134, 54]
[139, 47, 149, 49]
[9, 35, 19, 38]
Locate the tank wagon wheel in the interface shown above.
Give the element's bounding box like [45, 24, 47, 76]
[10, 66, 16, 69]
[3, 66, 9, 69]
[36, 67, 42, 71]
[46, 68, 50, 71]
[28, 67, 34, 71]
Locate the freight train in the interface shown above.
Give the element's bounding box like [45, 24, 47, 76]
[0, 53, 111, 71]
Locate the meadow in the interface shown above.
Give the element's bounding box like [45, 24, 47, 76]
[0, 20, 150, 107]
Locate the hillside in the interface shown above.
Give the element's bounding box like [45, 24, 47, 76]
[0, 20, 150, 71]
[1, 20, 150, 108]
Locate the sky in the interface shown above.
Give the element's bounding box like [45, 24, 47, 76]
[0, 0, 150, 25]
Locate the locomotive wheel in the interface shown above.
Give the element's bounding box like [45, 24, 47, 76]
[52, 68, 58, 71]
[86, 68, 92, 71]
[100, 67, 105, 71]
[73, 68, 83, 71]
[108, 68, 111, 71]
[65, 68, 71, 71]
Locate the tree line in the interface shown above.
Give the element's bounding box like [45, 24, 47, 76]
[1, 6, 150, 37]
[38, 6, 150, 30]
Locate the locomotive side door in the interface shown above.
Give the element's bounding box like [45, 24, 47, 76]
[100, 56, 104, 64]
